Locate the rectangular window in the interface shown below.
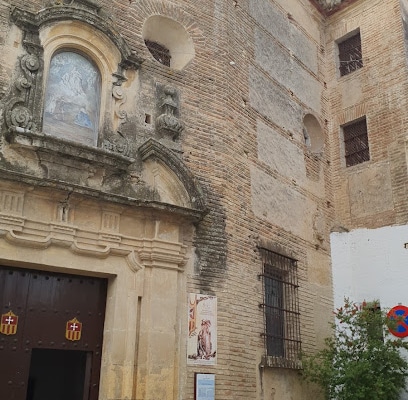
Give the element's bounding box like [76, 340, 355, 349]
[259, 248, 301, 369]
[343, 118, 369, 167]
[338, 31, 363, 76]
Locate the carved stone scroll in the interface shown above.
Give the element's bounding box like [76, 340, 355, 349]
[4, 33, 44, 133]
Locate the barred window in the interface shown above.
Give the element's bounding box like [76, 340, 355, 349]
[338, 31, 363, 76]
[259, 248, 301, 369]
[343, 118, 369, 167]
[144, 40, 171, 67]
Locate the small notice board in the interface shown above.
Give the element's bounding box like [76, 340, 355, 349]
[195, 373, 215, 400]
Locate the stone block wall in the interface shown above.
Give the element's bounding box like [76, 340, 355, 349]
[0, 0, 337, 399]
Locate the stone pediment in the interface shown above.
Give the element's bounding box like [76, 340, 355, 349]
[11, 2, 142, 70]
[139, 138, 206, 212]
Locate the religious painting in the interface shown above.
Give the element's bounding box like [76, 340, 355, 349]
[187, 294, 217, 365]
[43, 51, 101, 146]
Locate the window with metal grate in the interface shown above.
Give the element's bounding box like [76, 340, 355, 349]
[338, 31, 363, 76]
[144, 40, 171, 67]
[259, 247, 301, 369]
[343, 118, 369, 167]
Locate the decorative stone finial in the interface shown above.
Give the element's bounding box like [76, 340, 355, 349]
[156, 86, 184, 140]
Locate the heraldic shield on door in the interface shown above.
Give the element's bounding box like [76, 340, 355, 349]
[0, 266, 107, 400]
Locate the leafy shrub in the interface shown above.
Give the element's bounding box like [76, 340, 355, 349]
[302, 299, 408, 400]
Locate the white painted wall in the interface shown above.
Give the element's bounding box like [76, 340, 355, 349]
[331, 224, 408, 310]
[331, 225, 408, 399]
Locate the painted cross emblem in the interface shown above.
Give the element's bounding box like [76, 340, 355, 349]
[65, 317, 82, 341]
[0, 310, 19, 336]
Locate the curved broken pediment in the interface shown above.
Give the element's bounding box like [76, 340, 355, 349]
[139, 139, 206, 212]
[11, 2, 142, 70]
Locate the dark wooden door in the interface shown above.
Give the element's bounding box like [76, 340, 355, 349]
[0, 266, 107, 400]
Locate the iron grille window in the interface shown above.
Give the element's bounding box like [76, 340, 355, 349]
[259, 248, 301, 369]
[338, 31, 363, 76]
[343, 118, 369, 167]
[144, 40, 171, 67]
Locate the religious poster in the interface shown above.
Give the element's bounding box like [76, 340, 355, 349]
[187, 294, 217, 365]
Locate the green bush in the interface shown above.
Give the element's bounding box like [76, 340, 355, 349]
[302, 299, 408, 400]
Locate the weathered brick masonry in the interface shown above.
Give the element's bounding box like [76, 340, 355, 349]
[326, 0, 408, 230]
[1, 0, 404, 399]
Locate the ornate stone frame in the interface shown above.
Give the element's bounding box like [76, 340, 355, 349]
[3, 0, 142, 158]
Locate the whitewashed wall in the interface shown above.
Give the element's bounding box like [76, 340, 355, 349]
[331, 225, 408, 399]
[331, 225, 408, 310]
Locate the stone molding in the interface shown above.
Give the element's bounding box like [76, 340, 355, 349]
[0, 211, 188, 272]
[0, 169, 205, 221]
[11, 3, 142, 71]
[139, 138, 207, 212]
[7, 128, 135, 170]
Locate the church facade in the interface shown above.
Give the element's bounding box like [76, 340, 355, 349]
[0, 0, 406, 399]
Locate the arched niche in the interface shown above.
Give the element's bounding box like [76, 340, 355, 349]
[303, 114, 324, 154]
[40, 20, 122, 146]
[142, 15, 195, 70]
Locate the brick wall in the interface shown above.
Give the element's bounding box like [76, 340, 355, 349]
[0, 0, 338, 399]
[326, 0, 408, 230]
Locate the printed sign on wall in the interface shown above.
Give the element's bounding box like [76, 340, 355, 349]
[195, 373, 215, 400]
[187, 294, 217, 365]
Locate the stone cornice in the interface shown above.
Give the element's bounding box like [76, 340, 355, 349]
[8, 128, 135, 170]
[0, 169, 205, 221]
[0, 213, 188, 272]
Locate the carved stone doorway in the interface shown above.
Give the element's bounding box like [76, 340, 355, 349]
[0, 266, 107, 400]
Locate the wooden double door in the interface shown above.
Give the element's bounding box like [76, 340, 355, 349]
[0, 266, 107, 400]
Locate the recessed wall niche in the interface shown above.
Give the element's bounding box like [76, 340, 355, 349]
[303, 113, 324, 154]
[142, 15, 195, 70]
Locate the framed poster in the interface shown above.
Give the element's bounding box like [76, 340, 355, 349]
[187, 294, 217, 365]
[195, 373, 215, 400]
